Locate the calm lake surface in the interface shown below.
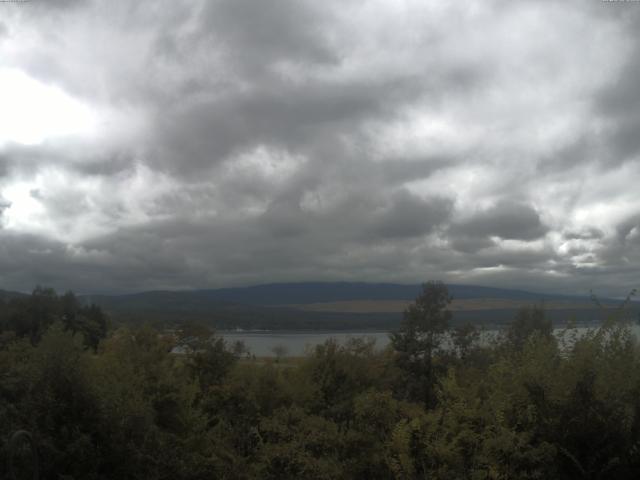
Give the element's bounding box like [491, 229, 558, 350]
[221, 331, 391, 357]
[221, 324, 640, 357]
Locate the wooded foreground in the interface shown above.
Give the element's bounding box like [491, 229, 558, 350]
[1, 283, 640, 479]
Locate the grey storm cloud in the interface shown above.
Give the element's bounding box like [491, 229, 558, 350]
[450, 202, 549, 244]
[594, 7, 640, 165]
[199, 0, 338, 70]
[367, 191, 453, 240]
[0, 0, 639, 295]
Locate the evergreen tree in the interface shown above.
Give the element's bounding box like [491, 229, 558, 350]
[390, 281, 451, 407]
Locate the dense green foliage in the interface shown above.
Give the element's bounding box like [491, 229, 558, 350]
[0, 287, 108, 349]
[1, 285, 640, 479]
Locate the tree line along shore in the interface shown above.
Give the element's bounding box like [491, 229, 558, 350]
[1, 282, 640, 479]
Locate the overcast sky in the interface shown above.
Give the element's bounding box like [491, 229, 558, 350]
[0, 0, 639, 295]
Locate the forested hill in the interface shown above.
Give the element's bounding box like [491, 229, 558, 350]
[0, 289, 26, 301]
[78, 282, 633, 330]
[84, 282, 603, 306]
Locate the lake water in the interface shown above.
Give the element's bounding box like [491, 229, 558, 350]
[221, 331, 392, 357]
[221, 324, 640, 357]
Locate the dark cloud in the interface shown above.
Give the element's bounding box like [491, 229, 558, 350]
[368, 191, 453, 240]
[449, 202, 549, 246]
[148, 72, 427, 178]
[594, 8, 640, 164]
[537, 136, 595, 175]
[73, 153, 136, 178]
[0, 231, 71, 291]
[200, 0, 337, 73]
[615, 213, 640, 245]
[0, 0, 638, 295]
[448, 235, 495, 254]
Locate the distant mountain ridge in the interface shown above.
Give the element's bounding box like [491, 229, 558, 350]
[2, 283, 631, 331]
[0, 289, 27, 301]
[85, 282, 608, 306]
